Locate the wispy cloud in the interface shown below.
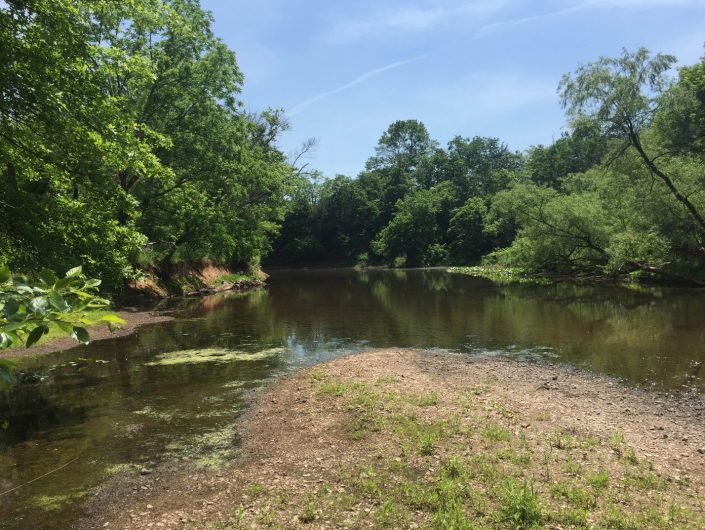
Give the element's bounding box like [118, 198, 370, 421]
[427, 72, 557, 114]
[286, 56, 428, 116]
[481, 0, 705, 34]
[323, 1, 512, 44]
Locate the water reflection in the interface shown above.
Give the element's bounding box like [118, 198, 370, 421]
[1, 269, 705, 528]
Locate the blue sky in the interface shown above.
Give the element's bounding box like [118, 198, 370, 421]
[202, 0, 705, 178]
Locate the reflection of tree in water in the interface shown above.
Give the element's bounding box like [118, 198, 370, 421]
[0, 375, 62, 444]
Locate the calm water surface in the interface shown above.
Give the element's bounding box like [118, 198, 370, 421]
[2, 269, 705, 528]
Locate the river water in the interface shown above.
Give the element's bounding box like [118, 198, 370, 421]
[1, 269, 704, 528]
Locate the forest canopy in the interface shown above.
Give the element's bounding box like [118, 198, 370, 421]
[1, 0, 292, 290]
[270, 48, 705, 285]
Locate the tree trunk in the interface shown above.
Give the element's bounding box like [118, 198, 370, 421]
[629, 131, 705, 235]
[5, 163, 17, 193]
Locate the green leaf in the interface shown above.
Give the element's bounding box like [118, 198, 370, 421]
[100, 314, 126, 325]
[0, 264, 10, 284]
[39, 268, 58, 286]
[83, 279, 102, 289]
[2, 298, 19, 317]
[54, 277, 76, 290]
[55, 321, 74, 333]
[0, 333, 15, 349]
[26, 325, 49, 348]
[65, 266, 83, 278]
[2, 321, 26, 332]
[71, 326, 90, 345]
[48, 290, 70, 311]
[5, 331, 20, 346]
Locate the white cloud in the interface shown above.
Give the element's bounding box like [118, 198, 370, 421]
[323, 1, 513, 44]
[286, 56, 428, 117]
[437, 73, 557, 113]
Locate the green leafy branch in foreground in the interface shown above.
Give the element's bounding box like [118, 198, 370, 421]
[0, 264, 125, 383]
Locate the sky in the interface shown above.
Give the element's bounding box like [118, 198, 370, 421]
[201, 0, 705, 178]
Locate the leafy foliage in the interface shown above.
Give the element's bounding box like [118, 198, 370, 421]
[0, 0, 292, 289]
[271, 46, 705, 285]
[0, 264, 125, 381]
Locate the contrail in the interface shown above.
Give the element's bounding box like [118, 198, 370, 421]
[287, 55, 428, 117]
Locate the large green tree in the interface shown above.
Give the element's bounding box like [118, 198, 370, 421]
[560, 48, 705, 238]
[0, 0, 292, 289]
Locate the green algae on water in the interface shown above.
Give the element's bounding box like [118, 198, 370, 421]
[31, 491, 86, 511]
[144, 347, 285, 366]
[165, 424, 240, 469]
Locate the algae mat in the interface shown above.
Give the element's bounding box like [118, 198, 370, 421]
[144, 347, 285, 366]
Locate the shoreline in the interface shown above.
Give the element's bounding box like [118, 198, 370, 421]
[0, 279, 266, 363]
[87, 349, 705, 529]
[0, 308, 174, 362]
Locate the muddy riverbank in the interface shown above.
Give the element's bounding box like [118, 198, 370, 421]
[86, 348, 705, 529]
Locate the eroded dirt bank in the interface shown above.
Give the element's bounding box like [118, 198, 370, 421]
[88, 349, 705, 529]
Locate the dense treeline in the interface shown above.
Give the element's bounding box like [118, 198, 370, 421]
[271, 48, 705, 284]
[1, 0, 292, 290]
[3, 1, 705, 290]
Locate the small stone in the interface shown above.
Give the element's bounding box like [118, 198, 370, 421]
[147, 504, 154, 509]
[697, 447, 705, 454]
[140, 468, 152, 475]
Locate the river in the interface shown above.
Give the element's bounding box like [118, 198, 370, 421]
[1, 268, 704, 528]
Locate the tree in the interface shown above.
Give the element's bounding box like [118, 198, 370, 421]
[372, 189, 445, 266]
[0, 0, 293, 289]
[444, 136, 522, 200]
[559, 48, 705, 237]
[365, 119, 436, 172]
[524, 124, 606, 189]
[448, 197, 489, 264]
[317, 176, 379, 259]
[0, 0, 156, 288]
[655, 51, 705, 157]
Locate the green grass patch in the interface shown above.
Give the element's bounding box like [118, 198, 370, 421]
[220, 367, 705, 530]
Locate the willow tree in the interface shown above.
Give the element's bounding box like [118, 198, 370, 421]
[559, 48, 705, 238]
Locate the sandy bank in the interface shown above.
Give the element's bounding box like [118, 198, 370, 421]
[88, 349, 705, 529]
